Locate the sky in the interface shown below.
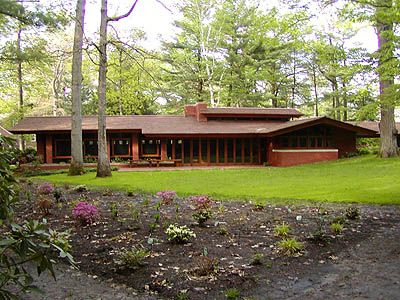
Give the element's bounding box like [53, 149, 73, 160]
[83, 0, 378, 52]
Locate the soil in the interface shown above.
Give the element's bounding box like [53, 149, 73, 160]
[14, 182, 400, 300]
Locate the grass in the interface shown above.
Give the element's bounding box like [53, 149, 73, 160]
[35, 155, 400, 205]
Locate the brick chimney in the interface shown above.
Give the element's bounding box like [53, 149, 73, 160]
[184, 102, 207, 122]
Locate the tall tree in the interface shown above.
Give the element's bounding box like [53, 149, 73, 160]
[96, 0, 139, 178]
[69, 0, 86, 175]
[375, 0, 399, 157]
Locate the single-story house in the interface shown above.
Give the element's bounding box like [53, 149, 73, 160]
[9, 103, 394, 167]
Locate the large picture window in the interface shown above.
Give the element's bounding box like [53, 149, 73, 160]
[141, 139, 160, 157]
[84, 140, 97, 156]
[54, 140, 71, 157]
[112, 139, 130, 156]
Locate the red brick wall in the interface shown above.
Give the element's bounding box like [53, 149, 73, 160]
[45, 135, 53, 163]
[195, 102, 207, 122]
[36, 134, 46, 163]
[269, 150, 338, 167]
[184, 105, 196, 117]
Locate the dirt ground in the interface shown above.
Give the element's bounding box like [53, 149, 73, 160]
[14, 182, 400, 300]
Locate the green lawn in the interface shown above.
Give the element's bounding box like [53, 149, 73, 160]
[36, 155, 400, 205]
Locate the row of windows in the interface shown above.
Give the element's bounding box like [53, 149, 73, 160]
[279, 136, 335, 148]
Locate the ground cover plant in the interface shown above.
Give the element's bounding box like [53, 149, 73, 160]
[11, 181, 400, 299]
[35, 155, 400, 204]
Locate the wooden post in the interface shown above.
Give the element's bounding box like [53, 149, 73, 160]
[258, 138, 261, 164]
[107, 134, 111, 160]
[161, 139, 167, 160]
[45, 134, 53, 164]
[131, 133, 139, 160]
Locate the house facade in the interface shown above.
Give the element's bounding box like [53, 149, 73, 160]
[10, 103, 381, 167]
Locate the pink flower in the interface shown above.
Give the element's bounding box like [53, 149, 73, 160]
[72, 202, 100, 225]
[189, 195, 213, 210]
[38, 182, 54, 195]
[156, 190, 177, 204]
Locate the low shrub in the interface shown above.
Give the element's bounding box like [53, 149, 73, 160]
[250, 253, 264, 266]
[72, 202, 100, 225]
[53, 188, 63, 202]
[224, 288, 240, 300]
[274, 222, 291, 237]
[192, 210, 212, 226]
[38, 182, 54, 195]
[189, 195, 213, 210]
[330, 222, 344, 234]
[277, 238, 304, 255]
[331, 215, 346, 225]
[156, 190, 177, 205]
[73, 184, 88, 193]
[345, 207, 360, 220]
[190, 256, 218, 277]
[36, 196, 53, 215]
[165, 224, 196, 244]
[114, 245, 149, 269]
[108, 202, 119, 219]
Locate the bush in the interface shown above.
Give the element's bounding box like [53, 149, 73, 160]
[192, 210, 212, 226]
[114, 245, 149, 269]
[189, 195, 213, 210]
[274, 222, 290, 237]
[224, 288, 240, 299]
[156, 190, 177, 204]
[345, 207, 360, 220]
[165, 224, 196, 244]
[330, 222, 344, 234]
[38, 182, 54, 195]
[53, 188, 63, 202]
[73, 184, 88, 193]
[36, 196, 53, 215]
[277, 238, 304, 255]
[72, 202, 100, 225]
[250, 253, 264, 266]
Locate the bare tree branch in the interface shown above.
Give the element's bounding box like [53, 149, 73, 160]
[107, 0, 139, 22]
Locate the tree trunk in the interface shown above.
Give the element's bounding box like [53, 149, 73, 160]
[69, 0, 86, 176]
[96, 0, 112, 177]
[376, 1, 398, 157]
[17, 27, 25, 151]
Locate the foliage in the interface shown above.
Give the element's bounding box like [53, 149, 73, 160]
[72, 184, 88, 193]
[192, 210, 212, 226]
[250, 253, 264, 266]
[108, 202, 118, 219]
[224, 288, 240, 300]
[36, 196, 53, 215]
[37, 182, 54, 195]
[274, 222, 291, 237]
[10, 147, 38, 165]
[72, 202, 100, 225]
[53, 188, 63, 202]
[165, 224, 196, 244]
[1, 136, 73, 298]
[114, 245, 149, 269]
[277, 238, 304, 255]
[190, 256, 218, 277]
[156, 190, 177, 205]
[189, 195, 213, 210]
[330, 223, 344, 234]
[0, 220, 73, 298]
[345, 207, 360, 220]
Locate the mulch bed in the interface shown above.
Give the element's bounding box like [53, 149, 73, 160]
[13, 181, 400, 300]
